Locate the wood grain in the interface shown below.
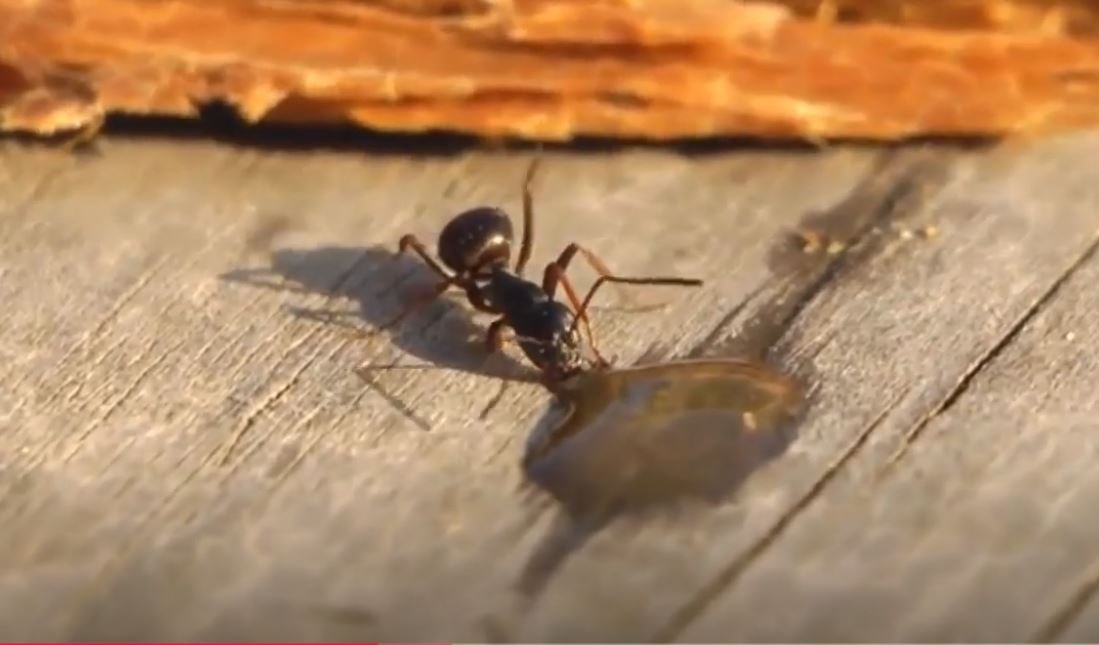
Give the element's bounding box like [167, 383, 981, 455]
[5, 0, 1099, 140]
[0, 128, 1097, 641]
[679, 231, 1099, 642]
[671, 132, 1099, 642]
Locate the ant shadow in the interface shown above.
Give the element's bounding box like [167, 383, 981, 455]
[221, 243, 539, 425]
[221, 242, 805, 630]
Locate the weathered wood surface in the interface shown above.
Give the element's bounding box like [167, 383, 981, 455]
[0, 127, 1098, 642]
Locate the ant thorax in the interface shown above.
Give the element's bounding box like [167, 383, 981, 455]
[484, 266, 548, 314]
[512, 300, 586, 374]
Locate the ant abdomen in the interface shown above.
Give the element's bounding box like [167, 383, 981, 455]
[437, 206, 514, 275]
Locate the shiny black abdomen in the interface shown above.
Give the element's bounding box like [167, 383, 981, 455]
[486, 269, 584, 375]
[437, 207, 514, 275]
[513, 300, 585, 376]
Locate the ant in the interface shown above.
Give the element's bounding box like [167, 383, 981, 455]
[373, 158, 704, 390]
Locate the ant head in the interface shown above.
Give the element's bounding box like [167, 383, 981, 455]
[437, 206, 514, 276]
[514, 302, 595, 381]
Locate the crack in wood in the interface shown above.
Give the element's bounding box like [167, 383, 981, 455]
[477, 378, 512, 420]
[210, 245, 409, 466]
[881, 232, 1099, 472]
[1033, 556, 1099, 642]
[235, 258, 449, 436]
[0, 153, 72, 238]
[13, 156, 252, 404]
[689, 148, 948, 365]
[648, 150, 965, 641]
[686, 278, 771, 359]
[61, 335, 189, 464]
[220, 337, 361, 479]
[20, 136, 1087, 639]
[654, 391, 908, 643]
[28, 255, 177, 407]
[634, 336, 672, 365]
[215, 327, 331, 466]
[265, 389, 371, 491]
[0, 226, 249, 511]
[54, 329, 346, 628]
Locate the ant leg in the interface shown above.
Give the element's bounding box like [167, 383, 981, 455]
[547, 243, 660, 312]
[514, 157, 540, 277]
[378, 274, 497, 338]
[486, 318, 512, 353]
[478, 318, 518, 420]
[549, 243, 611, 281]
[398, 233, 452, 281]
[375, 278, 454, 332]
[366, 234, 462, 333]
[567, 274, 703, 339]
[542, 263, 609, 367]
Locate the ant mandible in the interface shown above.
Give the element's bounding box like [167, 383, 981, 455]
[378, 158, 704, 389]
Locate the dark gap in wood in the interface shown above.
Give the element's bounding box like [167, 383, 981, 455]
[477, 378, 512, 419]
[293, 603, 377, 627]
[654, 392, 907, 642]
[654, 149, 968, 639]
[633, 336, 674, 365]
[0, 99, 996, 156]
[763, 152, 960, 364]
[1033, 558, 1099, 642]
[883, 231, 1099, 471]
[479, 612, 515, 644]
[688, 145, 961, 368]
[0, 159, 76, 239]
[115, 101, 479, 155]
[217, 343, 329, 467]
[685, 278, 771, 360]
[95, 104, 824, 155]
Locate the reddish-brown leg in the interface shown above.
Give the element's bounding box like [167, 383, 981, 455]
[373, 279, 455, 332]
[542, 262, 609, 366]
[363, 233, 463, 334]
[514, 157, 540, 277]
[567, 274, 702, 339]
[550, 243, 613, 281]
[547, 242, 665, 311]
[486, 318, 512, 353]
[399, 233, 452, 281]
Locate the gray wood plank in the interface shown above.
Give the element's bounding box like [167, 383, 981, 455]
[668, 132, 1099, 642]
[2, 128, 1098, 642]
[0, 134, 878, 641]
[680, 238, 1099, 643]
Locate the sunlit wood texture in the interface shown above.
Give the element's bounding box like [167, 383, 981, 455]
[2, 130, 1099, 639]
[3, 0, 1099, 140]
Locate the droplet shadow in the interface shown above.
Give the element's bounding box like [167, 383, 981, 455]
[511, 358, 806, 610]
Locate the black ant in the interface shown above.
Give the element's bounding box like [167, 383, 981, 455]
[373, 159, 703, 390]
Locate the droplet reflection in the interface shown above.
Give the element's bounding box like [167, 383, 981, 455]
[518, 358, 805, 598]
